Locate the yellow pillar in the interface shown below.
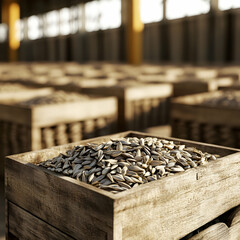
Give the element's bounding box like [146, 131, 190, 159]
[127, 0, 144, 65]
[1, 0, 20, 61]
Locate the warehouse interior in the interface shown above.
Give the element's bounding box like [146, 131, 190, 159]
[1, 0, 240, 239]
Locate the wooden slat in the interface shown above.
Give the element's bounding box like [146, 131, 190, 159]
[188, 223, 230, 240]
[171, 101, 240, 127]
[8, 202, 74, 240]
[0, 87, 53, 102]
[5, 159, 113, 240]
[31, 97, 117, 127]
[0, 104, 32, 126]
[229, 222, 240, 240]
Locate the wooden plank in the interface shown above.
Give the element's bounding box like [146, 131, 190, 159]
[31, 97, 117, 127]
[173, 80, 217, 97]
[188, 223, 230, 240]
[229, 222, 240, 240]
[171, 91, 240, 127]
[5, 158, 113, 240]
[0, 87, 53, 102]
[125, 84, 172, 101]
[8, 202, 74, 240]
[5, 200, 8, 240]
[0, 104, 31, 126]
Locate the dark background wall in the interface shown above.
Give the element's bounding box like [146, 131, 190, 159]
[1, 0, 240, 65]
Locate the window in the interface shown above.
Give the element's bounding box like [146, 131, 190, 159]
[219, 0, 240, 10]
[166, 0, 210, 20]
[44, 10, 59, 37]
[70, 6, 80, 34]
[140, 0, 163, 24]
[85, 1, 100, 32]
[0, 24, 8, 43]
[99, 0, 121, 30]
[28, 15, 43, 40]
[59, 8, 71, 35]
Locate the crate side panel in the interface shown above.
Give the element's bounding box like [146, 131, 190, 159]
[5, 159, 114, 240]
[8, 202, 75, 240]
[114, 153, 240, 240]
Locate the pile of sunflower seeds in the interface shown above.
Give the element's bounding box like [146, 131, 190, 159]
[18, 91, 89, 106]
[202, 91, 240, 108]
[39, 137, 219, 193]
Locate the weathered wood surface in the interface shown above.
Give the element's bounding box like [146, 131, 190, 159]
[81, 83, 172, 130]
[0, 87, 53, 103]
[5, 131, 240, 240]
[188, 223, 230, 240]
[171, 91, 240, 148]
[7, 202, 74, 240]
[171, 91, 240, 127]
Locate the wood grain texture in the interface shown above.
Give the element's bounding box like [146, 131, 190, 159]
[170, 91, 240, 148]
[171, 91, 240, 127]
[188, 223, 230, 240]
[229, 222, 240, 240]
[8, 202, 74, 240]
[31, 97, 117, 127]
[5, 159, 112, 240]
[5, 131, 240, 240]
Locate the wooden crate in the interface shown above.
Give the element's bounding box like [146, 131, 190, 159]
[80, 83, 173, 131]
[170, 91, 240, 148]
[5, 131, 240, 240]
[0, 94, 117, 179]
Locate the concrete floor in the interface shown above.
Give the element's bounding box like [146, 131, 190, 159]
[0, 180, 5, 240]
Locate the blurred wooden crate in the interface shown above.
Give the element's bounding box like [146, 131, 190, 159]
[80, 83, 173, 131]
[171, 91, 240, 148]
[5, 131, 240, 240]
[137, 75, 237, 97]
[0, 93, 117, 179]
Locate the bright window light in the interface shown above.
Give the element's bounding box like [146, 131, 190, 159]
[85, 1, 100, 32]
[219, 0, 240, 10]
[0, 24, 8, 43]
[59, 8, 71, 35]
[78, 4, 84, 31]
[44, 10, 59, 37]
[28, 15, 43, 40]
[140, 0, 163, 24]
[99, 0, 121, 30]
[70, 6, 79, 34]
[166, 0, 210, 20]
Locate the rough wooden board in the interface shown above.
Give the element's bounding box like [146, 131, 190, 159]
[171, 91, 240, 127]
[145, 125, 172, 137]
[0, 88, 53, 103]
[173, 80, 218, 97]
[5, 159, 113, 240]
[230, 207, 240, 226]
[81, 83, 173, 100]
[8, 202, 74, 240]
[188, 223, 230, 240]
[0, 104, 31, 126]
[229, 222, 240, 240]
[31, 96, 117, 127]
